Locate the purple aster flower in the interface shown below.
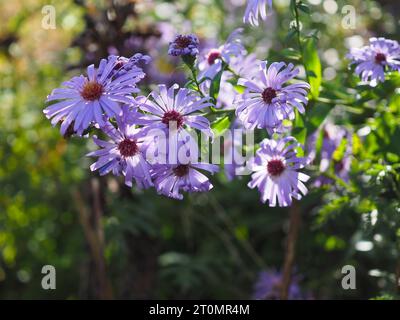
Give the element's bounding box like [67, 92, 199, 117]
[347, 37, 400, 87]
[307, 123, 352, 187]
[98, 53, 151, 79]
[168, 34, 199, 57]
[135, 84, 213, 138]
[151, 162, 219, 200]
[243, 0, 272, 26]
[198, 29, 246, 81]
[87, 111, 153, 189]
[253, 270, 304, 300]
[44, 55, 146, 136]
[248, 136, 309, 207]
[236, 61, 310, 132]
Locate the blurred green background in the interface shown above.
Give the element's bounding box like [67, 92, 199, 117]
[1, 0, 400, 299]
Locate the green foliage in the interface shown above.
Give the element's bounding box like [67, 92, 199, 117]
[303, 37, 322, 100]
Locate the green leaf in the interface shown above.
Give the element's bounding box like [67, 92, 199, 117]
[285, 28, 297, 43]
[297, 2, 311, 14]
[303, 37, 322, 100]
[305, 102, 332, 134]
[280, 48, 302, 61]
[211, 116, 231, 137]
[290, 0, 296, 15]
[292, 110, 307, 145]
[209, 67, 225, 102]
[233, 84, 245, 94]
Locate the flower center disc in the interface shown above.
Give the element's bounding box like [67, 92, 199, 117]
[267, 159, 285, 177]
[207, 49, 222, 65]
[175, 36, 192, 49]
[173, 165, 189, 177]
[262, 87, 277, 104]
[81, 81, 104, 101]
[375, 53, 386, 64]
[118, 139, 139, 157]
[162, 110, 184, 128]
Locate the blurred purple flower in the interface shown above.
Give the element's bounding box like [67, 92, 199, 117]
[347, 37, 400, 87]
[152, 162, 219, 200]
[236, 61, 309, 133]
[198, 29, 246, 80]
[243, 0, 272, 26]
[230, 53, 260, 79]
[44, 55, 146, 135]
[168, 34, 199, 57]
[223, 121, 248, 181]
[248, 136, 309, 207]
[87, 111, 153, 189]
[135, 84, 213, 137]
[308, 123, 352, 187]
[213, 53, 260, 110]
[253, 270, 304, 300]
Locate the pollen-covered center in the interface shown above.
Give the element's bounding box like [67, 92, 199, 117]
[162, 110, 184, 128]
[81, 81, 104, 101]
[175, 35, 192, 49]
[262, 87, 277, 104]
[375, 53, 386, 64]
[118, 139, 139, 157]
[207, 49, 222, 65]
[173, 164, 189, 177]
[267, 159, 285, 177]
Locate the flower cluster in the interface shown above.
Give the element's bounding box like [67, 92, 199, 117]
[45, 54, 219, 200]
[45, 1, 393, 207]
[44, 25, 312, 207]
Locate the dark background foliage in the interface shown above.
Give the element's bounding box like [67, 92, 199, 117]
[0, 0, 400, 299]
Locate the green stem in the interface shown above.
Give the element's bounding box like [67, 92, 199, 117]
[190, 66, 205, 98]
[293, 0, 303, 59]
[182, 55, 205, 97]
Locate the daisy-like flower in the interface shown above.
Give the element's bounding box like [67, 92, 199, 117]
[44, 55, 146, 136]
[243, 0, 272, 26]
[198, 29, 246, 81]
[98, 53, 150, 79]
[151, 162, 219, 200]
[248, 136, 309, 207]
[236, 61, 310, 133]
[168, 34, 199, 57]
[87, 112, 153, 189]
[135, 84, 214, 138]
[347, 37, 400, 87]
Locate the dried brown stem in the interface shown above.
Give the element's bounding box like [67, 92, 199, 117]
[280, 201, 301, 300]
[73, 180, 113, 300]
